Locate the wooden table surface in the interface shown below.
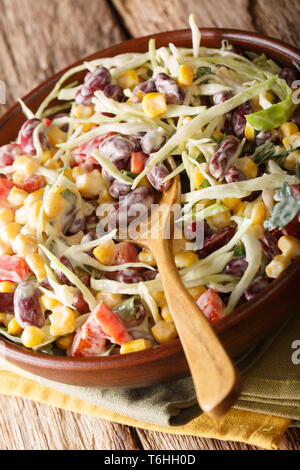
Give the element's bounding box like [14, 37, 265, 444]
[0, 0, 299, 450]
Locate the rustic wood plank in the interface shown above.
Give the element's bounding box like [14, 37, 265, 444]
[0, 0, 126, 112]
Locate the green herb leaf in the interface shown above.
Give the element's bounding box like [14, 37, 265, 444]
[113, 296, 138, 322]
[233, 241, 246, 257]
[195, 66, 212, 81]
[60, 188, 77, 205]
[264, 182, 300, 230]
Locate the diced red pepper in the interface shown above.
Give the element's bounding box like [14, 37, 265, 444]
[42, 118, 52, 128]
[94, 302, 132, 345]
[22, 174, 46, 193]
[71, 132, 115, 166]
[0, 256, 31, 283]
[69, 309, 107, 357]
[130, 151, 147, 174]
[113, 242, 138, 265]
[0, 178, 16, 208]
[196, 288, 225, 324]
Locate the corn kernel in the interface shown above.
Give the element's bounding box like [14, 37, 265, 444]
[283, 150, 300, 172]
[0, 314, 6, 324]
[44, 158, 62, 170]
[49, 306, 77, 336]
[278, 235, 300, 259]
[98, 187, 115, 204]
[73, 105, 95, 119]
[40, 295, 61, 311]
[237, 157, 258, 179]
[56, 334, 75, 351]
[0, 208, 15, 226]
[63, 168, 73, 181]
[194, 168, 205, 189]
[120, 338, 152, 355]
[188, 285, 207, 300]
[1, 223, 22, 245]
[93, 239, 115, 265]
[7, 186, 28, 207]
[207, 210, 231, 229]
[0, 281, 16, 293]
[26, 254, 47, 282]
[245, 122, 255, 141]
[27, 200, 43, 231]
[177, 64, 194, 88]
[12, 234, 37, 257]
[222, 197, 241, 211]
[234, 201, 249, 216]
[282, 132, 300, 149]
[280, 121, 299, 138]
[41, 149, 55, 164]
[12, 171, 25, 186]
[175, 251, 198, 269]
[13, 155, 39, 175]
[76, 169, 104, 198]
[251, 201, 266, 226]
[44, 192, 67, 219]
[72, 166, 86, 179]
[142, 93, 167, 118]
[47, 127, 67, 147]
[265, 255, 291, 279]
[161, 305, 173, 323]
[8, 318, 23, 336]
[0, 240, 12, 256]
[117, 69, 139, 90]
[252, 224, 264, 239]
[151, 290, 167, 308]
[138, 250, 156, 266]
[21, 326, 44, 348]
[151, 321, 178, 344]
[25, 188, 45, 206]
[96, 292, 122, 309]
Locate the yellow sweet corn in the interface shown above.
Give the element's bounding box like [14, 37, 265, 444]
[0, 240, 12, 256]
[161, 305, 173, 323]
[40, 295, 62, 311]
[44, 192, 67, 219]
[175, 251, 198, 268]
[138, 250, 156, 266]
[47, 127, 67, 147]
[251, 201, 267, 226]
[212, 130, 224, 140]
[245, 122, 255, 141]
[142, 92, 167, 118]
[63, 168, 73, 181]
[222, 197, 241, 211]
[117, 69, 139, 90]
[188, 285, 207, 300]
[282, 132, 300, 149]
[234, 201, 249, 216]
[283, 150, 300, 172]
[278, 235, 300, 260]
[151, 290, 167, 308]
[26, 254, 47, 282]
[237, 157, 258, 179]
[98, 188, 115, 204]
[280, 122, 299, 138]
[265, 255, 291, 279]
[7, 186, 28, 207]
[72, 166, 86, 179]
[13, 234, 38, 257]
[56, 334, 75, 351]
[41, 149, 55, 164]
[49, 306, 77, 337]
[207, 210, 231, 229]
[75, 169, 104, 198]
[1, 223, 22, 245]
[120, 338, 152, 355]
[12, 171, 26, 186]
[21, 326, 44, 348]
[25, 188, 45, 207]
[44, 158, 63, 170]
[177, 64, 194, 88]
[13, 155, 39, 175]
[93, 239, 115, 265]
[96, 292, 122, 309]
[0, 314, 6, 325]
[151, 321, 178, 344]
[0, 208, 15, 226]
[194, 168, 205, 189]
[0, 281, 16, 293]
[27, 200, 43, 230]
[73, 105, 95, 119]
[8, 318, 23, 336]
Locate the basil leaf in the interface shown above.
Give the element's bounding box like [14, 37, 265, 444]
[233, 241, 246, 257]
[113, 296, 138, 322]
[264, 182, 300, 230]
[195, 66, 212, 81]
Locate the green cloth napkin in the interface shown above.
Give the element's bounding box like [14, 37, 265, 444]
[19, 311, 300, 427]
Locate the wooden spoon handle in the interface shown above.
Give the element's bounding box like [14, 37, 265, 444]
[150, 237, 241, 418]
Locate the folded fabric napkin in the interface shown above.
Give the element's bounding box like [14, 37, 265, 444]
[0, 313, 299, 450]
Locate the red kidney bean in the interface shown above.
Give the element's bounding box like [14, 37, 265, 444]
[56, 256, 74, 286]
[213, 91, 232, 105]
[14, 281, 45, 329]
[243, 276, 269, 301]
[102, 160, 126, 182]
[108, 186, 154, 228]
[127, 135, 143, 152]
[73, 292, 90, 314]
[19, 118, 47, 156]
[279, 66, 299, 87]
[256, 130, 281, 146]
[114, 298, 146, 327]
[142, 269, 159, 281]
[209, 136, 240, 179]
[224, 257, 248, 277]
[86, 211, 98, 228]
[0, 293, 14, 313]
[184, 220, 212, 241]
[225, 165, 248, 183]
[232, 101, 253, 139]
[103, 84, 126, 102]
[146, 159, 171, 192]
[155, 73, 185, 104]
[197, 226, 236, 258]
[135, 79, 157, 94]
[76, 66, 111, 105]
[291, 185, 300, 200]
[141, 130, 166, 155]
[113, 242, 138, 265]
[0, 144, 23, 168]
[260, 232, 280, 259]
[109, 180, 132, 199]
[81, 231, 98, 245]
[283, 217, 300, 239]
[114, 268, 144, 284]
[292, 106, 300, 128]
[99, 135, 134, 162]
[242, 190, 261, 203]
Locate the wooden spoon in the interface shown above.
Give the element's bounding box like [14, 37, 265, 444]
[127, 158, 241, 418]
